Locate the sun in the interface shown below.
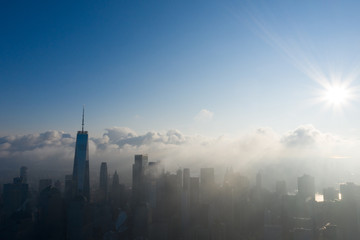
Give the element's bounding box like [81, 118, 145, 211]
[324, 85, 350, 106]
[318, 81, 356, 110]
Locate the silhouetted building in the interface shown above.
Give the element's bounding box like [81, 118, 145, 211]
[64, 174, 73, 200]
[54, 179, 62, 192]
[66, 195, 91, 240]
[39, 179, 52, 192]
[99, 162, 108, 202]
[37, 186, 65, 239]
[132, 154, 148, 204]
[113, 171, 119, 187]
[2, 177, 29, 217]
[72, 107, 90, 201]
[133, 203, 150, 239]
[147, 161, 163, 209]
[20, 166, 27, 184]
[110, 171, 125, 208]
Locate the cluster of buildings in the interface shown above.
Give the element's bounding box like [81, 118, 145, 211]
[2, 117, 360, 239]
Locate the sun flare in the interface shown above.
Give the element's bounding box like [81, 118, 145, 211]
[324, 85, 350, 106]
[318, 80, 357, 111]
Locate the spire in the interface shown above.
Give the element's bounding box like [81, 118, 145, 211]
[82, 105, 85, 132]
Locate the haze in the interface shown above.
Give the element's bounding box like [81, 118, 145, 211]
[2, 0, 360, 191]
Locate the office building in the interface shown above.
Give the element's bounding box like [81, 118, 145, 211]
[2, 177, 29, 217]
[20, 166, 27, 183]
[132, 154, 148, 204]
[72, 107, 90, 200]
[297, 174, 315, 201]
[39, 179, 52, 192]
[200, 168, 215, 202]
[99, 162, 108, 201]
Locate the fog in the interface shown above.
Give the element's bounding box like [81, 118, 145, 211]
[1, 124, 359, 191]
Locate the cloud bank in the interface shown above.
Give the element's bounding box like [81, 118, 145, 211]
[0, 125, 359, 190]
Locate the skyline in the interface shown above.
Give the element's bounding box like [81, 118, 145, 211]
[3, 1, 360, 189]
[4, 1, 360, 239]
[2, 1, 360, 138]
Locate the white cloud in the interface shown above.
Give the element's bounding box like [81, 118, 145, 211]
[194, 109, 214, 122]
[1, 125, 360, 190]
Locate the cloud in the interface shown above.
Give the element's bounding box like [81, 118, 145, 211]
[0, 125, 360, 190]
[281, 125, 322, 147]
[194, 109, 214, 122]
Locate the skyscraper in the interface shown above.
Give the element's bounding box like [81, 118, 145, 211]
[72, 107, 90, 201]
[20, 166, 27, 183]
[297, 174, 315, 201]
[99, 162, 108, 201]
[200, 168, 215, 202]
[183, 168, 190, 191]
[132, 154, 148, 204]
[39, 178, 52, 192]
[2, 177, 29, 217]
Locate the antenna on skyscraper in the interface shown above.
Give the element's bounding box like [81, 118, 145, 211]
[82, 105, 85, 132]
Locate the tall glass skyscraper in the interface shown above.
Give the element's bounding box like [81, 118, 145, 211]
[72, 107, 90, 201]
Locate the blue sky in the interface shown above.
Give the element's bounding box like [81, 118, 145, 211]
[2, 0, 360, 138]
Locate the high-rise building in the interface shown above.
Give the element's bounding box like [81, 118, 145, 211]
[340, 182, 360, 202]
[132, 155, 148, 188]
[20, 166, 27, 183]
[147, 161, 163, 180]
[113, 171, 119, 187]
[297, 174, 315, 201]
[99, 162, 108, 201]
[132, 154, 148, 204]
[200, 168, 215, 202]
[190, 177, 200, 207]
[39, 179, 52, 192]
[3, 177, 29, 217]
[64, 174, 73, 200]
[200, 168, 215, 187]
[183, 168, 190, 191]
[110, 170, 126, 208]
[72, 107, 90, 201]
[323, 187, 339, 202]
[177, 168, 183, 189]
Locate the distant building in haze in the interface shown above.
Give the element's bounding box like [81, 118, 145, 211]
[20, 166, 27, 184]
[64, 174, 73, 200]
[113, 171, 119, 187]
[39, 179, 52, 193]
[99, 162, 108, 201]
[297, 174, 315, 201]
[200, 168, 215, 203]
[132, 154, 148, 204]
[2, 177, 29, 217]
[323, 187, 339, 202]
[72, 107, 90, 201]
[183, 168, 190, 191]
